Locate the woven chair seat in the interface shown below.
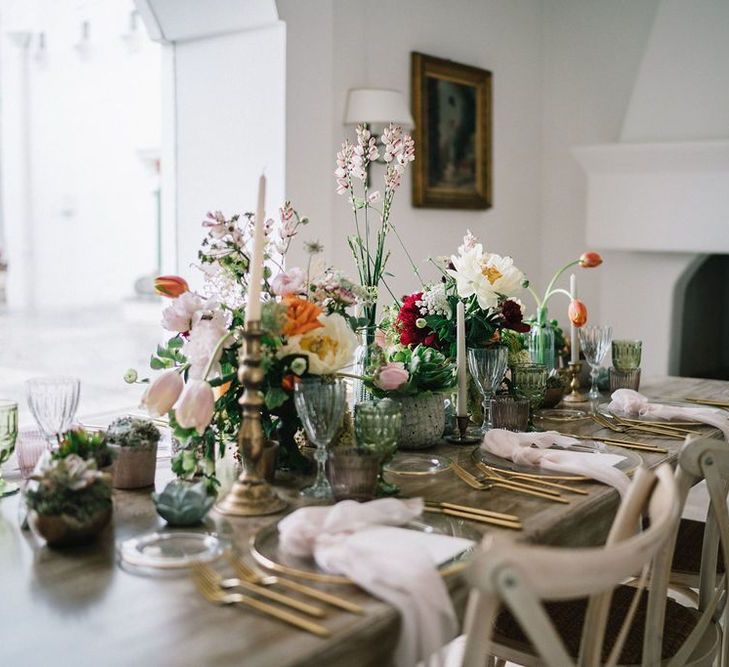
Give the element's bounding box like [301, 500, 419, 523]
[493, 584, 697, 664]
[671, 518, 724, 575]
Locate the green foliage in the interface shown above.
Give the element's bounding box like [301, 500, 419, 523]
[106, 417, 161, 449]
[53, 429, 113, 468]
[150, 335, 187, 370]
[367, 344, 456, 397]
[27, 456, 112, 521]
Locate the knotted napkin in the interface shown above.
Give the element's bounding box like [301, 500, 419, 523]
[278, 497, 458, 667]
[608, 389, 729, 440]
[481, 429, 630, 494]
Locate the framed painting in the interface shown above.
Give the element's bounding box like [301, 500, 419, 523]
[411, 52, 492, 209]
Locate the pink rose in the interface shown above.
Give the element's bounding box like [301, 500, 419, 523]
[374, 362, 409, 392]
[271, 267, 306, 296]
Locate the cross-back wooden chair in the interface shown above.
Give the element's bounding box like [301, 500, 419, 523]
[459, 462, 720, 666]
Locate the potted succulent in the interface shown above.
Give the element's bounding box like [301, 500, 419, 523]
[54, 428, 113, 471]
[106, 417, 161, 489]
[26, 454, 112, 547]
[152, 479, 215, 526]
[365, 344, 456, 449]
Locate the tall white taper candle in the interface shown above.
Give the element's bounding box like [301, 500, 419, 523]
[456, 301, 468, 416]
[570, 273, 579, 364]
[245, 174, 266, 324]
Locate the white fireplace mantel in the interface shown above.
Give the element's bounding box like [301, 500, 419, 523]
[573, 140, 729, 254]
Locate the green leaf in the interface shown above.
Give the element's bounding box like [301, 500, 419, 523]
[265, 387, 290, 411]
[168, 336, 184, 349]
[150, 356, 165, 370]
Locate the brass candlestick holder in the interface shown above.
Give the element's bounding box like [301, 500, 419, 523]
[562, 361, 588, 404]
[216, 321, 287, 517]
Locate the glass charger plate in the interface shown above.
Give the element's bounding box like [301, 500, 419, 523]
[384, 454, 452, 476]
[470, 441, 642, 481]
[534, 408, 589, 422]
[118, 531, 231, 573]
[250, 513, 479, 584]
[598, 401, 708, 426]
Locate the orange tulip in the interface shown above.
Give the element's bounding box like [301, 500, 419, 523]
[282, 296, 324, 337]
[579, 252, 603, 268]
[281, 374, 295, 392]
[155, 275, 189, 298]
[568, 299, 588, 327]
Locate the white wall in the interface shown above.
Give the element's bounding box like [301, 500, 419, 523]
[278, 0, 544, 302]
[538, 0, 661, 330]
[173, 22, 286, 280]
[1, 0, 162, 310]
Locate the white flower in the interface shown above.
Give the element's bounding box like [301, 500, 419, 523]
[276, 313, 358, 375]
[447, 243, 524, 310]
[458, 230, 479, 254]
[161, 292, 204, 333]
[183, 309, 231, 379]
[416, 284, 451, 317]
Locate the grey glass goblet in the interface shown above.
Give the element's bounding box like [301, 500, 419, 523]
[26, 376, 80, 447]
[467, 347, 509, 433]
[579, 326, 613, 400]
[294, 377, 347, 500]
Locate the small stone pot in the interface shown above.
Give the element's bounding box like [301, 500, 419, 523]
[109, 443, 158, 489]
[29, 507, 112, 547]
[391, 394, 446, 450]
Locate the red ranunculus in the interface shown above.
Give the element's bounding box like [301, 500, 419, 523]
[396, 292, 441, 349]
[501, 298, 531, 333]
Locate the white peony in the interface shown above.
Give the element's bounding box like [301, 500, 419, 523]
[277, 313, 358, 375]
[448, 243, 524, 310]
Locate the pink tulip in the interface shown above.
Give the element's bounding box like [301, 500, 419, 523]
[175, 380, 215, 435]
[374, 362, 409, 392]
[142, 370, 183, 417]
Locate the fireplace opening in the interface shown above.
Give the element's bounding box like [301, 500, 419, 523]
[672, 254, 729, 380]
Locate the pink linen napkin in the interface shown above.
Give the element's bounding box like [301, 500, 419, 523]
[278, 498, 458, 667]
[481, 429, 630, 494]
[608, 389, 729, 440]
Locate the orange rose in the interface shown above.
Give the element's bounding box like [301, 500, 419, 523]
[568, 299, 588, 327]
[283, 296, 324, 337]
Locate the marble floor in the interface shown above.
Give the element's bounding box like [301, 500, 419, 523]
[0, 301, 163, 427]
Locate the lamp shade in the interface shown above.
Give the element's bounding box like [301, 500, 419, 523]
[343, 88, 414, 129]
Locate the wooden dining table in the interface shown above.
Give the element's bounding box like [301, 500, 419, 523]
[2, 376, 727, 667]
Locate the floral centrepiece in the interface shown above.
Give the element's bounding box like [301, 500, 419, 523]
[132, 206, 362, 485]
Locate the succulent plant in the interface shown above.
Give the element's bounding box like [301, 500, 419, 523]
[106, 417, 161, 450]
[54, 428, 113, 468]
[152, 480, 215, 526]
[27, 454, 112, 521]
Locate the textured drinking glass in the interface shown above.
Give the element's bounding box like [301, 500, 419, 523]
[294, 377, 347, 500]
[354, 400, 402, 496]
[16, 430, 50, 479]
[579, 326, 613, 400]
[612, 340, 642, 371]
[468, 347, 509, 432]
[512, 364, 549, 422]
[26, 376, 80, 446]
[490, 396, 530, 432]
[609, 367, 642, 392]
[0, 401, 19, 496]
[327, 449, 379, 502]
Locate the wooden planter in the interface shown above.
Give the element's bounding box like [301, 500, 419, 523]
[29, 506, 112, 547]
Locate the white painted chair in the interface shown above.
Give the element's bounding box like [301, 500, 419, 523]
[460, 462, 720, 666]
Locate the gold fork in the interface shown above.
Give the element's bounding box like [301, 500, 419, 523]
[194, 563, 325, 617]
[476, 463, 589, 495]
[229, 557, 364, 615]
[191, 567, 331, 637]
[452, 462, 569, 504]
[607, 412, 696, 437]
[592, 413, 683, 439]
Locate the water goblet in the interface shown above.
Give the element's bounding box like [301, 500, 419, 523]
[354, 399, 402, 496]
[612, 339, 642, 371]
[294, 377, 347, 500]
[579, 326, 613, 400]
[467, 347, 509, 433]
[512, 363, 549, 426]
[26, 376, 81, 447]
[0, 400, 19, 497]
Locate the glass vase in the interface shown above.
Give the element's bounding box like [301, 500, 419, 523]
[528, 308, 555, 372]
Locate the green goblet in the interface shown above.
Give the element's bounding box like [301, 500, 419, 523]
[0, 400, 19, 497]
[354, 399, 402, 496]
[512, 363, 548, 428]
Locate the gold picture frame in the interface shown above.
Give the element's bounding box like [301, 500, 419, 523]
[411, 52, 492, 210]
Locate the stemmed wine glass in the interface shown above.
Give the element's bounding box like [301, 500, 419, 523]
[467, 347, 509, 432]
[26, 377, 81, 447]
[0, 400, 19, 497]
[294, 377, 347, 500]
[579, 325, 613, 400]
